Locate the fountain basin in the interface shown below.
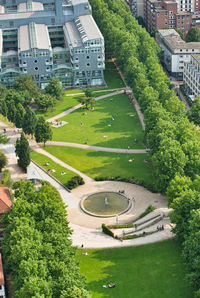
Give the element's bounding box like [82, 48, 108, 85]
[81, 191, 132, 217]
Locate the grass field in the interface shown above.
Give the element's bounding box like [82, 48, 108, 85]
[30, 151, 78, 186]
[104, 61, 125, 89]
[52, 94, 145, 149]
[77, 239, 192, 298]
[43, 146, 154, 185]
[36, 91, 113, 120]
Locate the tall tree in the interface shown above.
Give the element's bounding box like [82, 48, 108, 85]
[14, 74, 38, 97]
[15, 132, 30, 171]
[22, 106, 37, 136]
[0, 100, 8, 118]
[0, 150, 7, 172]
[35, 117, 53, 146]
[15, 103, 25, 128]
[45, 78, 64, 101]
[7, 100, 16, 123]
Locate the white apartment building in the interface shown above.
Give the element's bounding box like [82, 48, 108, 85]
[184, 54, 200, 96]
[156, 29, 200, 79]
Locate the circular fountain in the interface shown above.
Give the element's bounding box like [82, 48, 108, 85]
[81, 191, 131, 217]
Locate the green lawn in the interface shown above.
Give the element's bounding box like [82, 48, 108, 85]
[104, 61, 125, 89]
[52, 94, 145, 149]
[30, 151, 78, 186]
[43, 146, 154, 185]
[77, 239, 192, 298]
[36, 91, 113, 120]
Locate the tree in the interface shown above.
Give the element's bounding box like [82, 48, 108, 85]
[2, 181, 88, 297]
[175, 28, 184, 40]
[35, 117, 53, 146]
[78, 90, 95, 109]
[15, 103, 25, 128]
[170, 189, 200, 240]
[166, 175, 192, 205]
[22, 106, 37, 136]
[14, 74, 38, 97]
[188, 95, 200, 125]
[185, 27, 200, 42]
[0, 133, 9, 144]
[152, 137, 186, 191]
[45, 78, 64, 100]
[7, 100, 16, 123]
[35, 93, 56, 112]
[15, 132, 30, 171]
[0, 100, 8, 118]
[0, 150, 7, 172]
[0, 84, 7, 100]
[182, 210, 200, 296]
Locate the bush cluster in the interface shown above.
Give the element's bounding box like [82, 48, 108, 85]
[1, 169, 12, 187]
[66, 176, 84, 190]
[102, 223, 115, 238]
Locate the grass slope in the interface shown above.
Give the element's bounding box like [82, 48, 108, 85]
[44, 146, 154, 185]
[77, 239, 192, 298]
[30, 151, 78, 186]
[52, 94, 145, 149]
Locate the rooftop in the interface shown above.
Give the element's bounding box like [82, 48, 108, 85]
[0, 187, 11, 214]
[19, 23, 51, 51]
[158, 29, 200, 50]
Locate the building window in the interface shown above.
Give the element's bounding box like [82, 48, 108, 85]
[35, 67, 38, 71]
[87, 63, 90, 66]
[87, 56, 90, 59]
[34, 60, 38, 63]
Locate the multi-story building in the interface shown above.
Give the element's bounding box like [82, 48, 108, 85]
[126, 0, 144, 17]
[183, 54, 200, 96]
[0, 0, 105, 89]
[144, 0, 192, 34]
[156, 29, 200, 79]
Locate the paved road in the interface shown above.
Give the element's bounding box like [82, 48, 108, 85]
[45, 141, 148, 153]
[47, 90, 124, 123]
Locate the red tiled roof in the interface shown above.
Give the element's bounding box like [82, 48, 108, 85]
[0, 187, 11, 214]
[0, 254, 4, 285]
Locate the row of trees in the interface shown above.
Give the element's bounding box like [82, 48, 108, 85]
[2, 180, 88, 297]
[89, 0, 200, 295]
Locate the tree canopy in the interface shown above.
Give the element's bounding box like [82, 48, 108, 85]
[2, 180, 88, 297]
[185, 27, 200, 42]
[15, 132, 30, 171]
[35, 116, 53, 146]
[45, 78, 64, 100]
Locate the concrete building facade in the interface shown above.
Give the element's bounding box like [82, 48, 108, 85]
[0, 0, 105, 89]
[156, 29, 200, 79]
[183, 54, 200, 96]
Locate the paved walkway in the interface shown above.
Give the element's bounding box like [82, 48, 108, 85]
[0, 122, 26, 181]
[29, 139, 93, 184]
[47, 90, 124, 123]
[45, 141, 148, 153]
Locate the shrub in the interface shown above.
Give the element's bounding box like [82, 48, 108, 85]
[139, 205, 156, 219]
[66, 176, 84, 190]
[107, 224, 134, 229]
[1, 169, 12, 187]
[102, 224, 115, 238]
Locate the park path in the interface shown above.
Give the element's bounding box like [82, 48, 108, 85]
[45, 141, 148, 153]
[47, 90, 124, 123]
[29, 139, 94, 184]
[112, 58, 145, 130]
